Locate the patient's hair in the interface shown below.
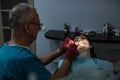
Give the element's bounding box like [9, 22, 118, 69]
[72, 32, 97, 58]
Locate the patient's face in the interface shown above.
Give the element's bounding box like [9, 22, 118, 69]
[74, 35, 91, 52]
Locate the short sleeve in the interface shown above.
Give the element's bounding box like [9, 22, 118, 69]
[21, 57, 51, 80]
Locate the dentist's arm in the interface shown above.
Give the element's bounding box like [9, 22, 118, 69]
[50, 44, 79, 79]
[39, 38, 74, 65]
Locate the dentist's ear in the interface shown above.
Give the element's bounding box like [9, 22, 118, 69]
[24, 22, 31, 33]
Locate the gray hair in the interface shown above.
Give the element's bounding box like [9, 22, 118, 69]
[9, 3, 34, 29]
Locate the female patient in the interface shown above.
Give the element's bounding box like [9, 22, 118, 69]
[58, 33, 114, 79]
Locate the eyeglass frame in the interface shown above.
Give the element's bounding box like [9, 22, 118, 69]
[26, 22, 43, 30]
[29, 22, 43, 26]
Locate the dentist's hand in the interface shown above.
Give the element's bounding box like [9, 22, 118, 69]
[64, 44, 79, 63]
[59, 37, 74, 53]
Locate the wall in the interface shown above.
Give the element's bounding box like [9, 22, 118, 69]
[35, 0, 120, 54]
[34, 0, 120, 73]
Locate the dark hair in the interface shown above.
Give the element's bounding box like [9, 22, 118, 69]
[72, 32, 97, 58]
[9, 3, 33, 29]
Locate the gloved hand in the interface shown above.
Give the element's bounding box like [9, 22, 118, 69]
[59, 37, 74, 53]
[64, 44, 79, 63]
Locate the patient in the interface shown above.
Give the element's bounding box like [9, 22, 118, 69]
[58, 33, 114, 80]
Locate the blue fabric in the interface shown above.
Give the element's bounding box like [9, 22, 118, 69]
[0, 43, 51, 80]
[58, 56, 114, 79]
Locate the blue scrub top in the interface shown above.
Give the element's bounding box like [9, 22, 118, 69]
[58, 56, 114, 79]
[0, 43, 51, 80]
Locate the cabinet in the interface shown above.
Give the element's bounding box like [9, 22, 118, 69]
[0, 0, 35, 53]
[45, 30, 120, 62]
[93, 42, 120, 62]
